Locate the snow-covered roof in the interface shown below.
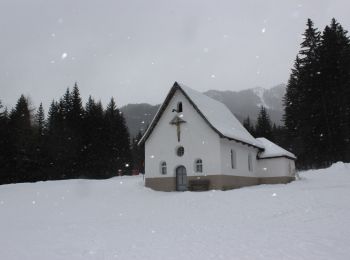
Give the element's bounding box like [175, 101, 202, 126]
[256, 137, 296, 160]
[139, 82, 264, 149]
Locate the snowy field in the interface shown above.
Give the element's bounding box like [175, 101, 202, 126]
[1, 163, 350, 260]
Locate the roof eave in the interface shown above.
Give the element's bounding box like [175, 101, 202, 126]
[220, 135, 264, 150]
[257, 155, 297, 160]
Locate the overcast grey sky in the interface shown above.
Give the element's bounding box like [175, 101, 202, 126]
[0, 0, 349, 110]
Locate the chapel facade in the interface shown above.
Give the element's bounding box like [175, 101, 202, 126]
[139, 82, 296, 191]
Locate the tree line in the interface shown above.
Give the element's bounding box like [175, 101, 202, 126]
[284, 18, 350, 169]
[245, 18, 350, 170]
[0, 83, 144, 185]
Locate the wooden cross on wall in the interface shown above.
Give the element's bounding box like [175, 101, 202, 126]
[170, 116, 186, 142]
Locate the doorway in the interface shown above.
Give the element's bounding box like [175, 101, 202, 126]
[176, 166, 187, 191]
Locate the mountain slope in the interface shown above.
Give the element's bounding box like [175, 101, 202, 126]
[204, 83, 285, 125]
[120, 103, 160, 137]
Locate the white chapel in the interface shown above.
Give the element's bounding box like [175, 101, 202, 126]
[139, 82, 296, 191]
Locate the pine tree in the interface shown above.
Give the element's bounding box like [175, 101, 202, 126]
[32, 103, 48, 181]
[70, 83, 84, 126]
[66, 83, 84, 177]
[46, 100, 65, 179]
[8, 95, 34, 182]
[284, 19, 322, 168]
[300, 19, 321, 64]
[105, 98, 132, 176]
[317, 18, 350, 163]
[35, 103, 45, 136]
[243, 116, 255, 136]
[298, 19, 323, 167]
[61, 88, 72, 120]
[47, 100, 61, 134]
[255, 106, 273, 140]
[82, 96, 106, 178]
[0, 100, 11, 183]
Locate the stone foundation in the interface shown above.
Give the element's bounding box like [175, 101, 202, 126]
[145, 175, 295, 191]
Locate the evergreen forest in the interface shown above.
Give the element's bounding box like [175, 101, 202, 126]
[0, 84, 144, 185]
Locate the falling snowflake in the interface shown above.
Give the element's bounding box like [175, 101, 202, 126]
[61, 53, 68, 60]
[261, 28, 266, 33]
[272, 193, 277, 197]
[211, 74, 216, 78]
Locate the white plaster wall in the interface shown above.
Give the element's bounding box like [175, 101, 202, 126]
[219, 138, 260, 177]
[256, 157, 296, 177]
[145, 90, 221, 178]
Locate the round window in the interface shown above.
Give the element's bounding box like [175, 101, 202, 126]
[176, 146, 184, 157]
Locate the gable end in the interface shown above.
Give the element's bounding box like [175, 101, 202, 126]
[139, 82, 263, 150]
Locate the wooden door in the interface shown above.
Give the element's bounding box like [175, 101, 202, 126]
[176, 166, 187, 191]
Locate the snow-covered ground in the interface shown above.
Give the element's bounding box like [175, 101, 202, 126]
[1, 163, 350, 260]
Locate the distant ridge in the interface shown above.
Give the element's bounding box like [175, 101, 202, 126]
[121, 84, 286, 137]
[204, 83, 286, 124]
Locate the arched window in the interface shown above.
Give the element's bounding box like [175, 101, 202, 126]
[177, 102, 183, 112]
[176, 146, 184, 157]
[160, 161, 167, 175]
[230, 149, 236, 169]
[248, 153, 253, 172]
[195, 159, 203, 173]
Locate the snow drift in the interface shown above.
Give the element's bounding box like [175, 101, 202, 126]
[0, 163, 349, 259]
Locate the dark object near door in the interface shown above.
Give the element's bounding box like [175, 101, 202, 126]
[189, 179, 210, 191]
